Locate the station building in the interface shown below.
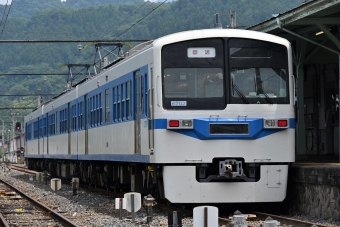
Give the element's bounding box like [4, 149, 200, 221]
[248, 0, 340, 219]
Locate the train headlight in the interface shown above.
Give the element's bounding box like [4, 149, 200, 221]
[182, 120, 192, 127]
[265, 120, 275, 127]
[264, 119, 289, 128]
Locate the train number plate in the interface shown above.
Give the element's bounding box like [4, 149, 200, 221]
[171, 101, 187, 106]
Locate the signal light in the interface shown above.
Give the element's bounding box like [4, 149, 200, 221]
[15, 122, 21, 131]
[277, 120, 288, 127]
[169, 120, 179, 127]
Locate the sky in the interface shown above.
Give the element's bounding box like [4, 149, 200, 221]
[0, 0, 12, 5]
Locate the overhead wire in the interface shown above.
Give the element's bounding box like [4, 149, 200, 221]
[75, 0, 168, 69]
[0, 0, 14, 39]
[113, 0, 168, 40]
[65, 1, 150, 71]
[0, 0, 170, 82]
[0, 0, 9, 33]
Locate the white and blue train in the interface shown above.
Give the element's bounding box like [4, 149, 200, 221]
[24, 29, 295, 203]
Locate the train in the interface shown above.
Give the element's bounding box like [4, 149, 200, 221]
[24, 28, 295, 203]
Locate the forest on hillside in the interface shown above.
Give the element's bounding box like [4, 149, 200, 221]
[0, 0, 301, 129]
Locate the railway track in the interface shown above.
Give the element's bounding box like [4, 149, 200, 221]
[3, 163, 337, 227]
[0, 179, 79, 227]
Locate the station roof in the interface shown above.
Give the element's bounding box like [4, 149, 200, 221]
[248, 0, 340, 64]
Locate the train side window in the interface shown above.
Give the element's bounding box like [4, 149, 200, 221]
[65, 109, 68, 133]
[44, 117, 47, 137]
[62, 110, 65, 133]
[93, 96, 97, 127]
[39, 118, 43, 138]
[26, 123, 30, 140]
[59, 111, 62, 133]
[51, 114, 55, 135]
[144, 74, 148, 117]
[81, 101, 84, 129]
[99, 93, 102, 125]
[118, 85, 121, 121]
[113, 87, 116, 122]
[33, 121, 38, 139]
[121, 84, 125, 120]
[56, 112, 58, 134]
[78, 101, 83, 129]
[87, 98, 90, 127]
[90, 97, 93, 127]
[126, 81, 131, 119]
[141, 75, 144, 114]
[48, 115, 51, 135]
[71, 105, 75, 131]
[105, 89, 110, 122]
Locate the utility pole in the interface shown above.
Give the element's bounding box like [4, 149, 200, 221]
[230, 11, 236, 28]
[10, 112, 19, 161]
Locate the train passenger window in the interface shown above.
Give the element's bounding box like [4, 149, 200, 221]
[43, 117, 47, 137]
[33, 121, 38, 139]
[78, 102, 83, 129]
[56, 113, 58, 134]
[105, 89, 110, 122]
[99, 93, 102, 125]
[71, 105, 76, 131]
[122, 84, 126, 120]
[64, 109, 67, 133]
[97, 94, 100, 125]
[118, 85, 121, 121]
[126, 81, 131, 119]
[113, 87, 117, 122]
[144, 75, 148, 117]
[26, 123, 31, 140]
[50, 114, 55, 135]
[90, 97, 94, 127]
[59, 111, 62, 133]
[94, 96, 97, 126]
[141, 75, 144, 114]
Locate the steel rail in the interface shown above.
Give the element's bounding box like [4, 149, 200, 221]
[0, 178, 80, 227]
[253, 211, 329, 227]
[0, 212, 10, 227]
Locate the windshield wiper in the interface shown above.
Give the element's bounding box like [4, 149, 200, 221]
[232, 84, 249, 104]
[259, 89, 274, 104]
[255, 68, 273, 104]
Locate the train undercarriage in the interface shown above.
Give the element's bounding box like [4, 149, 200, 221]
[26, 158, 164, 198]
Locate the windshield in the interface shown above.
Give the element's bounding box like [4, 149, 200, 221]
[231, 68, 287, 100]
[164, 68, 224, 98]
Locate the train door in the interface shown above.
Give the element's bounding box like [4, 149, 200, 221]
[84, 95, 88, 154]
[148, 66, 154, 152]
[134, 70, 141, 154]
[68, 103, 71, 155]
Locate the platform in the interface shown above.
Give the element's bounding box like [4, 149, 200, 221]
[287, 158, 340, 220]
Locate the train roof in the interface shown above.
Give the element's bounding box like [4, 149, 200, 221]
[27, 29, 290, 116]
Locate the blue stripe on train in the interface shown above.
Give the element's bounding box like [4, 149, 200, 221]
[25, 154, 150, 163]
[154, 118, 295, 140]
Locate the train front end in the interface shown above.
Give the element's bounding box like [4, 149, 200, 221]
[152, 29, 295, 203]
